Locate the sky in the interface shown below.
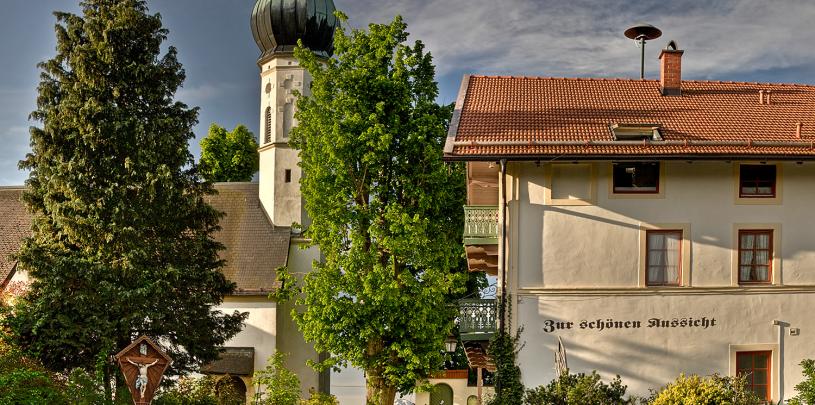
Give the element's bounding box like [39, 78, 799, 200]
[1, 0, 814, 186]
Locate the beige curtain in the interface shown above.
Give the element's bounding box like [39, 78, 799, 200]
[648, 232, 680, 284]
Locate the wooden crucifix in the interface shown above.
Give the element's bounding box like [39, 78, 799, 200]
[115, 336, 172, 405]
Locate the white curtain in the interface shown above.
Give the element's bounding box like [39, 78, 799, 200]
[740, 233, 770, 281]
[648, 232, 680, 284]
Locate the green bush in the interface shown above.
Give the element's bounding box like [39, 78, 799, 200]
[524, 371, 628, 405]
[0, 368, 67, 404]
[301, 388, 339, 405]
[252, 352, 301, 405]
[789, 359, 815, 405]
[486, 327, 525, 405]
[0, 338, 68, 404]
[105, 373, 251, 405]
[649, 374, 761, 405]
[153, 375, 245, 405]
[63, 368, 135, 405]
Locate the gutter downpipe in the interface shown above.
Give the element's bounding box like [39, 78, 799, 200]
[773, 320, 786, 403]
[499, 159, 508, 335]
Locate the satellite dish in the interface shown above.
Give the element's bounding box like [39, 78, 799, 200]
[624, 23, 663, 79]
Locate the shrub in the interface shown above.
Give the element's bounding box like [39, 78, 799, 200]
[63, 368, 135, 405]
[252, 352, 301, 405]
[0, 339, 68, 404]
[789, 359, 815, 405]
[153, 376, 222, 405]
[485, 327, 525, 405]
[524, 371, 628, 405]
[649, 374, 761, 405]
[301, 388, 339, 405]
[0, 368, 67, 404]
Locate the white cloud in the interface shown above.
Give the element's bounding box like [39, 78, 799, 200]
[176, 82, 240, 105]
[343, 0, 815, 81]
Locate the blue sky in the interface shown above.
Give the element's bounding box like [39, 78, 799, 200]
[1, 0, 814, 185]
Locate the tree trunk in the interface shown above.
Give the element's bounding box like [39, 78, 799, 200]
[365, 369, 398, 405]
[103, 364, 113, 402]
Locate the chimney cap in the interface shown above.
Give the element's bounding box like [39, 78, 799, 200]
[659, 40, 684, 58]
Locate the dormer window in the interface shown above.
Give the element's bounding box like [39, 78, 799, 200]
[610, 123, 663, 141]
[613, 162, 660, 193]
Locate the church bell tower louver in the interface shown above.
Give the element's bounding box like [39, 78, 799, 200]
[250, 0, 337, 227]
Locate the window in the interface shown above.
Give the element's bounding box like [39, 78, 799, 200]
[284, 169, 292, 183]
[613, 162, 660, 193]
[738, 230, 772, 284]
[737, 351, 771, 402]
[646, 230, 682, 286]
[264, 107, 272, 144]
[739, 165, 776, 198]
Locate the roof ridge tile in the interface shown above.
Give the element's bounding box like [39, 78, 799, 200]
[468, 75, 815, 89]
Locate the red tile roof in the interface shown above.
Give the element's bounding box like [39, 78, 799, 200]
[0, 183, 288, 294]
[444, 75, 815, 159]
[0, 188, 30, 287]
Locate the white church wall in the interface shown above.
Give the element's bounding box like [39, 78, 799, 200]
[216, 296, 277, 375]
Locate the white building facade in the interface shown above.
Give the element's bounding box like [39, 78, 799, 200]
[445, 43, 815, 403]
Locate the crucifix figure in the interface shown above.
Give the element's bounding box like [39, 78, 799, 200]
[127, 358, 159, 399]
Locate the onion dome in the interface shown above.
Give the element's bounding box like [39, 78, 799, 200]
[251, 0, 338, 60]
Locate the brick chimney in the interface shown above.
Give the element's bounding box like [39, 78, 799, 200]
[659, 40, 683, 96]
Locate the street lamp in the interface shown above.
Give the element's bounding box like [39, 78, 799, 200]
[444, 336, 458, 353]
[253, 382, 264, 405]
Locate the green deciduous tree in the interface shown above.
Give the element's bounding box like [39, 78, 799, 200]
[2, 0, 245, 399]
[253, 352, 302, 405]
[287, 13, 467, 405]
[199, 123, 259, 182]
[789, 359, 815, 405]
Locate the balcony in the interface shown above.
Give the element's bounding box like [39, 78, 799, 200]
[463, 206, 499, 275]
[463, 205, 499, 245]
[458, 299, 497, 341]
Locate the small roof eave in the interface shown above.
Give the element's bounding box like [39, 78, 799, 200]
[443, 74, 471, 156]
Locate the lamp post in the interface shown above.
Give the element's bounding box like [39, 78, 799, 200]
[444, 336, 458, 353]
[253, 382, 264, 405]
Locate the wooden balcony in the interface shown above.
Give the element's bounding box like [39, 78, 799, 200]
[464, 205, 499, 275]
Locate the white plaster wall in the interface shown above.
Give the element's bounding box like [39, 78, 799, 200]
[332, 366, 366, 405]
[517, 292, 815, 403]
[414, 377, 493, 405]
[257, 55, 310, 228]
[331, 366, 417, 405]
[512, 161, 815, 289]
[503, 160, 815, 403]
[278, 240, 323, 398]
[216, 296, 277, 375]
[7, 268, 30, 285]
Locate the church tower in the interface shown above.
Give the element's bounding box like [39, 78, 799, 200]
[250, 0, 337, 227]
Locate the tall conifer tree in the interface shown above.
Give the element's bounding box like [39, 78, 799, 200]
[3, 0, 245, 395]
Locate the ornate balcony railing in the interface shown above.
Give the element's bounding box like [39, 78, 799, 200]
[458, 299, 497, 341]
[463, 205, 499, 245]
